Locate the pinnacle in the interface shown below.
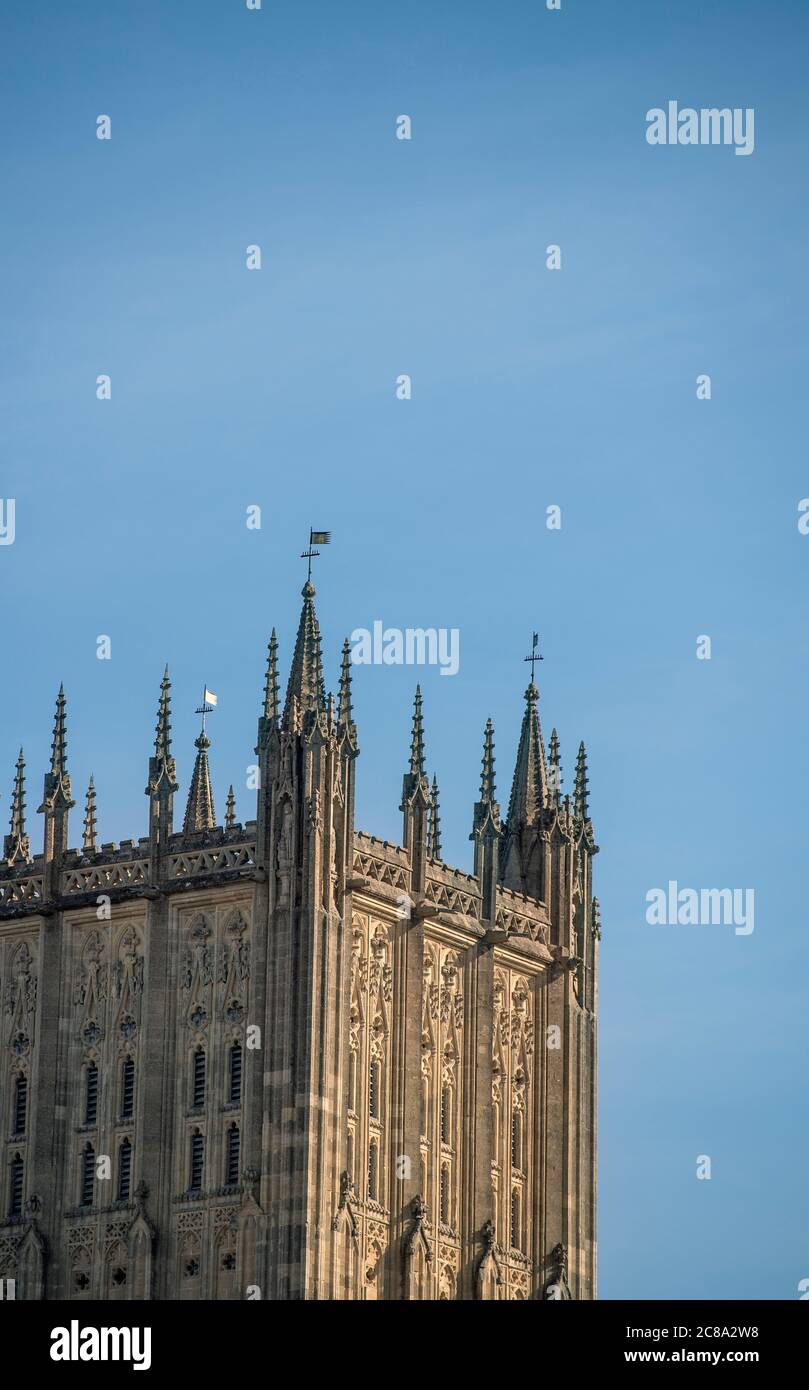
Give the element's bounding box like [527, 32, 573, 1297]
[409, 685, 426, 779]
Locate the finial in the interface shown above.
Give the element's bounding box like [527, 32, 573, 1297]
[225, 785, 236, 829]
[480, 718, 496, 801]
[338, 638, 353, 725]
[263, 630, 279, 722]
[427, 774, 442, 859]
[4, 748, 31, 865]
[409, 685, 425, 778]
[574, 741, 589, 820]
[83, 775, 98, 855]
[548, 728, 562, 803]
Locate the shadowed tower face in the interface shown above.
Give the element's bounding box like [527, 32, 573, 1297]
[0, 580, 598, 1302]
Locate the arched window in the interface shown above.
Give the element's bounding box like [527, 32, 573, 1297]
[511, 1111, 522, 1171]
[117, 1138, 132, 1201]
[121, 1057, 135, 1120]
[85, 1064, 99, 1126]
[226, 1123, 240, 1186]
[192, 1048, 206, 1108]
[367, 1140, 378, 1201]
[440, 1085, 451, 1145]
[13, 1074, 27, 1135]
[440, 1164, 450, 1225]
[189, 1130, 204, 1192]
[8, 1153, 24, 1218]
[369, 1060, 380, 1120]
[510, 1188, 521, 1250]
[81, 1143, 95, 1206]
[229, 1043, 242, 1104]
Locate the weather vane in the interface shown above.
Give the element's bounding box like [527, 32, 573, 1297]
[301, 528, 331, 582]
[524, 631, 543, 683]
[194, 686, 218, 735]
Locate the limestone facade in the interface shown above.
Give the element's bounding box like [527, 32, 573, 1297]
[0, 581, 598, 1299]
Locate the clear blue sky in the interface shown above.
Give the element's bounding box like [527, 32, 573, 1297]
[2, 0, 807, 1299]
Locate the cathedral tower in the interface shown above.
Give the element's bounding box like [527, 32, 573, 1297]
[0, 569, 598, 1301]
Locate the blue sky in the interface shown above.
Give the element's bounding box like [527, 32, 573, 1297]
[2, 0, 807, 1298]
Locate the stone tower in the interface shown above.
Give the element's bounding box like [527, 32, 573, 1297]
[0, 576, 598, 1300]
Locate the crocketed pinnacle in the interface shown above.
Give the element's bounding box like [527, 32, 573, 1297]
[574, 741, 589, 821]
[427, 774, 442, 859]
[4, 748, 30, 865]
[505, 682, 548, 828]
[471, 719, 502, 840]
[183, 730, 216, 834]
[50, 683, 68, 776]
[283, 581, 326, 723]
[83, 775, 98, 855]
[225, 785, 236, 829]
[480, 718, 496, 801]
[147, 666, 178, 801]
[154, 665, 172, 762]
[39, 686, 75, 814]
[263, 630, 279, 722]
[409, 685, 425, 778]
[548, 727, 562, 804]
[338, 638, 353, 725]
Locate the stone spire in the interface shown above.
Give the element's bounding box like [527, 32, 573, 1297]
[83, 775, 98, 855]
[338, 638, 353, 727]
[427, 775, 442, 860]
[505, 681, 548, 829]
[4, 748, 30, 865]
[146, 666, 179, 853]
[574, 741, 589, 821]
[38, 684, 75, 863]
[225, 785, 236, 829]
[183, 723, 216, 835]
[263, 630, 279, 723]
[283, 582, 326, 725]
[548, 728, 562, 805]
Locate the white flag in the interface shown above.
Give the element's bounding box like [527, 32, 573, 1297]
[204, 688, 218, 706]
